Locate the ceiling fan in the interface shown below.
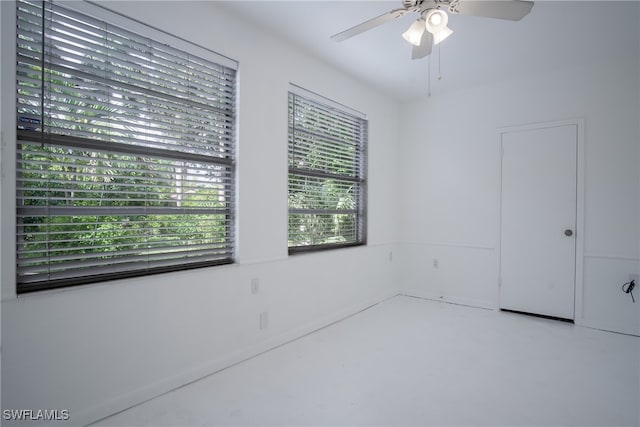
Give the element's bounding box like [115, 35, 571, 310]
[331, 0, 534, 59]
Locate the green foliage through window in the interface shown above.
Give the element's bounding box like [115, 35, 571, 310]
[287, 90, 367, 252]
[16, 0, 236, 292]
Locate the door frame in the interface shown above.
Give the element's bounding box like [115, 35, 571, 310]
[497, 118, 585, 324]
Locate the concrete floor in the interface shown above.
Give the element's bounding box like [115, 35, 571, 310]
[93, 295, 640, 426]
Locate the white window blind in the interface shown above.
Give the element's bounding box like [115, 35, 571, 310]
[288, 87, 367, 253]
[16, 0, 236, 293]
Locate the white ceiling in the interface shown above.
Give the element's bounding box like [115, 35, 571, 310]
[221, 1, 635, 101]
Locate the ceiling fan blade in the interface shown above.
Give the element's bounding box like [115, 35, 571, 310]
[412, 31, 433, 59]
[331, 8, 409, 42]
[449, 0, 534, 21]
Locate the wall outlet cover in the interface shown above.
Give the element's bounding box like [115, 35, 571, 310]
[259, 311, 269, 330]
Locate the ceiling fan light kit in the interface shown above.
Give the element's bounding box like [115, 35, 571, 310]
[424, 9, 453, 45]
[402, 18, 426, 46]
[433, 26, 453, 45]
[331, 0, 534, 60]
[424, 9, 446, 33]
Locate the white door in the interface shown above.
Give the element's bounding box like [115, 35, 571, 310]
[500, 124, 577, 320]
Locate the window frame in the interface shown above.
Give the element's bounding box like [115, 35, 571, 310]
[287, 84, 368, 255]
[15, 0, 238, 293]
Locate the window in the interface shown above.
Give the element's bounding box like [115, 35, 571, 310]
[288, 86, 367, 253]
[16, 0, 237, 293]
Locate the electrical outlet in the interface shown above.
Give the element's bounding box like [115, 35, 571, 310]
[259, 311, 269, 330]
[251, 278, 259, 294]
[432, 258, 439, 268]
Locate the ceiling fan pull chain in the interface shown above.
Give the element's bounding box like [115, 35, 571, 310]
[437, 44, 442, 80]
[427, 54, 432, 96]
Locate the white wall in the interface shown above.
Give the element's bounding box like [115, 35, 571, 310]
[397, 2, 640, 335]
[0, 1, 400, 425]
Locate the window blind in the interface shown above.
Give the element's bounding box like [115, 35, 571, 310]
[16, 0, 236, 292]
[288, 88, 367, 253]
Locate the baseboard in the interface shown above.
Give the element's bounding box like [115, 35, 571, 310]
[400, 292, 495, 311]
[579, 319, 640, 338]
[72, 291, 399, 427]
